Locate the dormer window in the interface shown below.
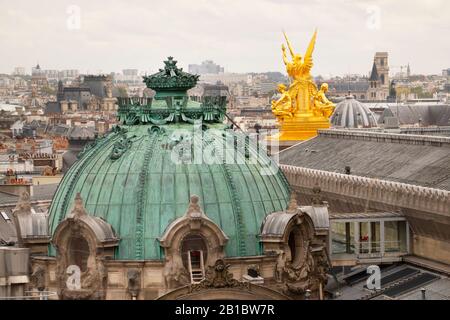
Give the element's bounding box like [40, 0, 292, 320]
[67, 234, 90, 273]
[181, 234, 207, 283]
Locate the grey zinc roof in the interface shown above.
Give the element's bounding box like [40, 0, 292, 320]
[278, 130, 450, 191]
[68, 126, 96, 140]
[301, 206, 330, 231]
[45, 101, 61, 115]
[261, 206, 329, 237]
[331, 96, 378, 128]
[0, 204, 50, 245]
[15, 211, 48, 238]
[328, 81, 370, 93]
[261, 211, 296, 237]
[75, 215, 118, 242]
[379, 104, 450, 126]
[0, 210, 16, 245]
[0, 184, 59, 205]
[400, 278, 450, 300]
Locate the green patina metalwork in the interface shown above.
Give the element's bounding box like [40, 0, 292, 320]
[47, 58, 291, 260]
[117, 56, 226, 126]
[143, 56, 199, 94]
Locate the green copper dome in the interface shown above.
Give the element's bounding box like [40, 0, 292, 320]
[48, 58, 290, 260]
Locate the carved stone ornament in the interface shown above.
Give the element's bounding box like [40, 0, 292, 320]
[283, 241, 314, 284]
[31, 265, 47, 292]
[127, 269, 141, 298]
[163, 254, 190, 289]
[14, 191, 31, 212]
[311, 185, 324, 205]
[68, 192, 87, 219]
[186, 195, 203, 218]
[189, 259, 249, 293]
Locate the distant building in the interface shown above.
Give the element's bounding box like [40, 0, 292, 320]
[326, 79, 369, 100]
[200, 73, 248, 86]
[82, 75, 111, 98]
[12, 67, 26, 76]
[442, 68, 450, 78]
[189, 83, 229, 98]
[113, 69, 140, 84]
[45, 76, 116, 114]
[42, 70, 60, 81]
[31, 64, 48, 88]
[10, 120, 25, 138]
[327, 53, 390, 101]
[122, 69, 138, 76]
[59, 69, 79, 80]
[189, 60, 224, 75]
[367, 52, 390, 101]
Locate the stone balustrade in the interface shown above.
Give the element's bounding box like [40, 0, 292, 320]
[281, 164, 450, 216]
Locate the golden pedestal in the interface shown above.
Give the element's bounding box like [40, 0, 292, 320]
[268, 112, 331, 142]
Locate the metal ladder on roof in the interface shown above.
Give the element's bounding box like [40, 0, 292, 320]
[188, 250, 205, 284]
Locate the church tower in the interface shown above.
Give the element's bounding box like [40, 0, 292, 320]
[367, 52, 389, 101]
[374, 52, 389, 99]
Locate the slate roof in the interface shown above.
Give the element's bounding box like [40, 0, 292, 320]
[369, 62, 379, 82]
[0, 203, 49, 245]
[278, 130, 450, 191]
[45, 101, 61, 115]
[0, 183, 59, 205]
[328, 81, 370, 93]
[68, 126, 96, 140]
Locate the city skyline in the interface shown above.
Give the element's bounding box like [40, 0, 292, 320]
[1, 0, 449, 76]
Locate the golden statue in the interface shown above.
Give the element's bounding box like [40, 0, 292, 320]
[271, 84, 294, 118]
[269, 30, 335, 142]
[313, 83, 335, 118]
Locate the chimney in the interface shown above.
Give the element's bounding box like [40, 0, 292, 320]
[345, 166, 351, 175]
[421, 288, 426, 300]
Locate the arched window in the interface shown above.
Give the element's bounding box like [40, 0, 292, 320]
[181, 234, 208, 283]
[67, 235, 90, 272]
[287, 228, 304, 268]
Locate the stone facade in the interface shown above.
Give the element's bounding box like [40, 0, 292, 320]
[280, 164, 450, 266]
[25, 194, 330, 300]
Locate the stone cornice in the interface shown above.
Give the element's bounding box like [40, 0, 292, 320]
[280, 165, 450, 217]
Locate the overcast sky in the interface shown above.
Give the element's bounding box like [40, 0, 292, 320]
[1, 0, 449, 76]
